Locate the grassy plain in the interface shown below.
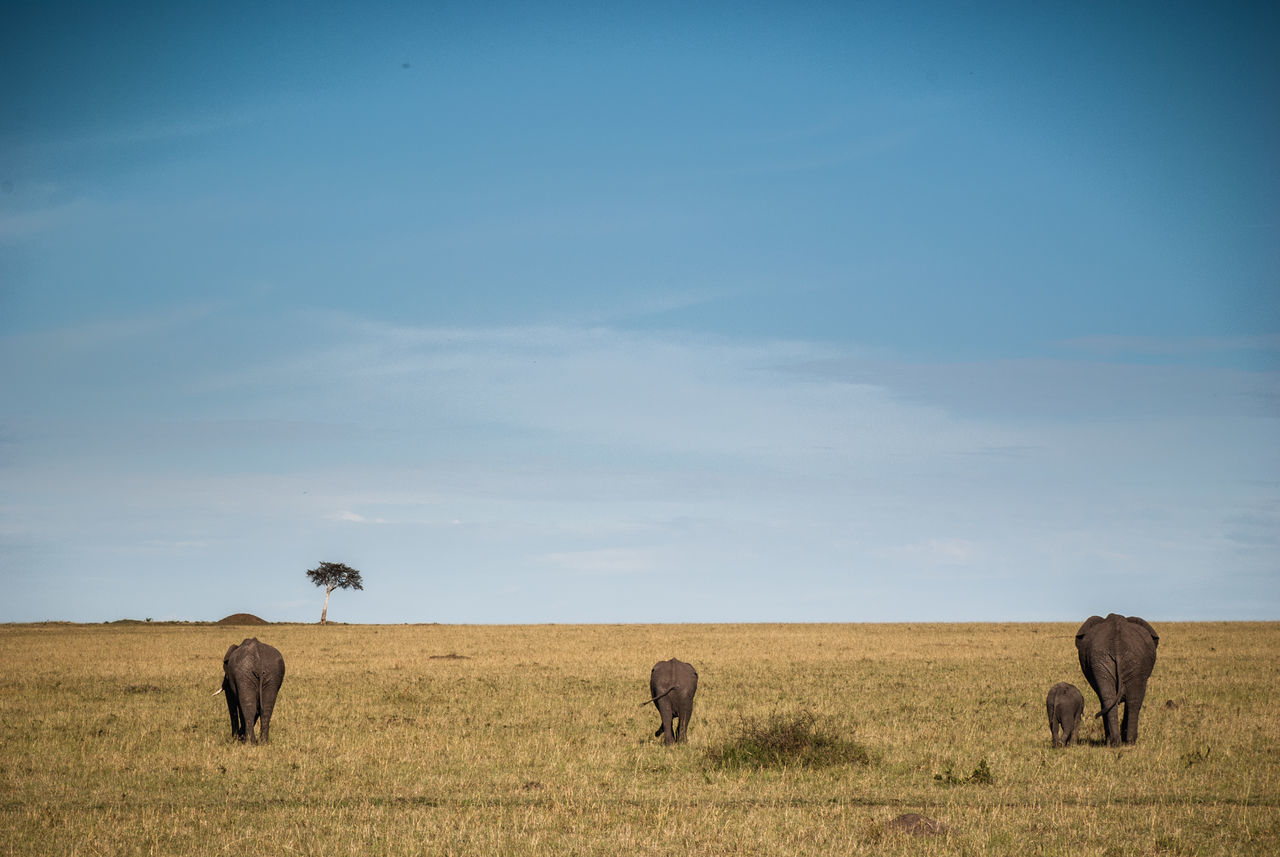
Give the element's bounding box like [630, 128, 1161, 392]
[1, 621, 1277, 856]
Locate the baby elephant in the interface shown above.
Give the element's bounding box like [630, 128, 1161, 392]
[646, 658, 698, 744]
[1046, 681, 1084, 747]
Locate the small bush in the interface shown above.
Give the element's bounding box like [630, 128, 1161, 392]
[707, 711, 873, 770]
[934, 758, 994, 786]
[1181, 746, 1212, 767]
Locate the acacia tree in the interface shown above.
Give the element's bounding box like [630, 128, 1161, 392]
[306, 561, 364, 624]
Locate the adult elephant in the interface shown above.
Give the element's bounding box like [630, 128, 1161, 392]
[1075, 614, 1159, 746]
[218, 638, 286, 744]
[646, 658, 698, 745]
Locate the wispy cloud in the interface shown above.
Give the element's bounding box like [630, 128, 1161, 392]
[15, 110, 258, 157]
[236, 318, 972, 466]
[875, 538, 980, 566]
[0, 302, 220, 353]
[0, 197, 91, 241]
[541, 547, 656, 575]
[4, 311, 1277, 621]
[784, 354, 1280, 420]
[1063, 334, 1280, 357]
[330, 511, 391, 525]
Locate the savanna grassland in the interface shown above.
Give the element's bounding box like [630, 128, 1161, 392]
[1, 621, 1277, 856]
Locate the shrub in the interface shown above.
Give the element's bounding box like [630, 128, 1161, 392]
[706, 711, 873, 770]
[934, 758, 994, 786]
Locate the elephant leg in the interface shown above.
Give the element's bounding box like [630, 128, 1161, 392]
[258, 679, 281, 743]
[1121, 677, 1149, 744]
[1096, 691, 1122, 746]
[238, 694, 258, 744]
[1103, 707, 1121, 746]
[225, 687, 244, 739]
[657, 699, 676, 745]
[1121, 698, 1143, 745]
[675, 698, 693, 743]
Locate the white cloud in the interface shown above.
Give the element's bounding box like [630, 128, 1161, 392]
[221, 318, 985, 472]
[330, 511, 390, 525]
[540, 547, 656, 575]
[3, 312, 1277, 620]
[875, 538, 980, 566]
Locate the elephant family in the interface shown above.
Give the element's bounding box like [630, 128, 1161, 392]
[219, 638, 286, 744]
[1075, 614, 1159, 746]
[1045, 681, 1084, 747]
[647, 658, 698, 744]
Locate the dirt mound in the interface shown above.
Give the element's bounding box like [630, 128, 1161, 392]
[888, 813, 949, 836]
[216, 613, 268, 625]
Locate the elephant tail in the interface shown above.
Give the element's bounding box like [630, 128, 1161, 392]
[1095, 653, 1124, 719]
[1095, 697, 1122, 719]
[641, 687, 675, 707]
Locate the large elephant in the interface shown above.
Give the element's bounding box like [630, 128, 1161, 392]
[1045, 681, 1084, 747]
[219, 638, 286, 744]
[647, 658, 698, 745]
[1075, 614, 1159, 746]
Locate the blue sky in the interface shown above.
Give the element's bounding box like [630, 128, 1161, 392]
[2, 2, 1277, 623]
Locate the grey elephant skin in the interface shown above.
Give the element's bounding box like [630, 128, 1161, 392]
[648, 658, 698, 744]
[221, 638, 286, 744]
[1075, 614, 1159, 746]
[1046, 681, 1084, 747]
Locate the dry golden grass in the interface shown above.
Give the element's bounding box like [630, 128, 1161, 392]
[1, 621, 1277, 855]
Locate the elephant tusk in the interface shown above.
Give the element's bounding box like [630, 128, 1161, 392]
[213, 687, 224, 696]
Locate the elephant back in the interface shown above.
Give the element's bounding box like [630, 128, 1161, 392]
[650, 658, 697, 694]
[1076, 614, 1157, 654]
[228, 638, 285, 676]
[1122, 616, 1159, 650]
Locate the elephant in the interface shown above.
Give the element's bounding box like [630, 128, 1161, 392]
[1045, 681, 1084, 747]
[1075, 614, 1159, 746]
[646, 658, 698, 744]
[218, 638, 285, 744]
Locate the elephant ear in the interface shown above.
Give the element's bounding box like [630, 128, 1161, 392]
[1125, 616, 1160, 648]
[1075, 615, 1104, 643]
[223, 643, 239, 669]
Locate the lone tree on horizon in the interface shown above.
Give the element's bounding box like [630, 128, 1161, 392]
[306, 561, 364, 624]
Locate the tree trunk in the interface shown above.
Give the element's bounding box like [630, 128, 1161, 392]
[320, 586, 333, 624]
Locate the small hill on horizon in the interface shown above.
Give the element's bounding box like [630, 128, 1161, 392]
[216, 613, 268, 625]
